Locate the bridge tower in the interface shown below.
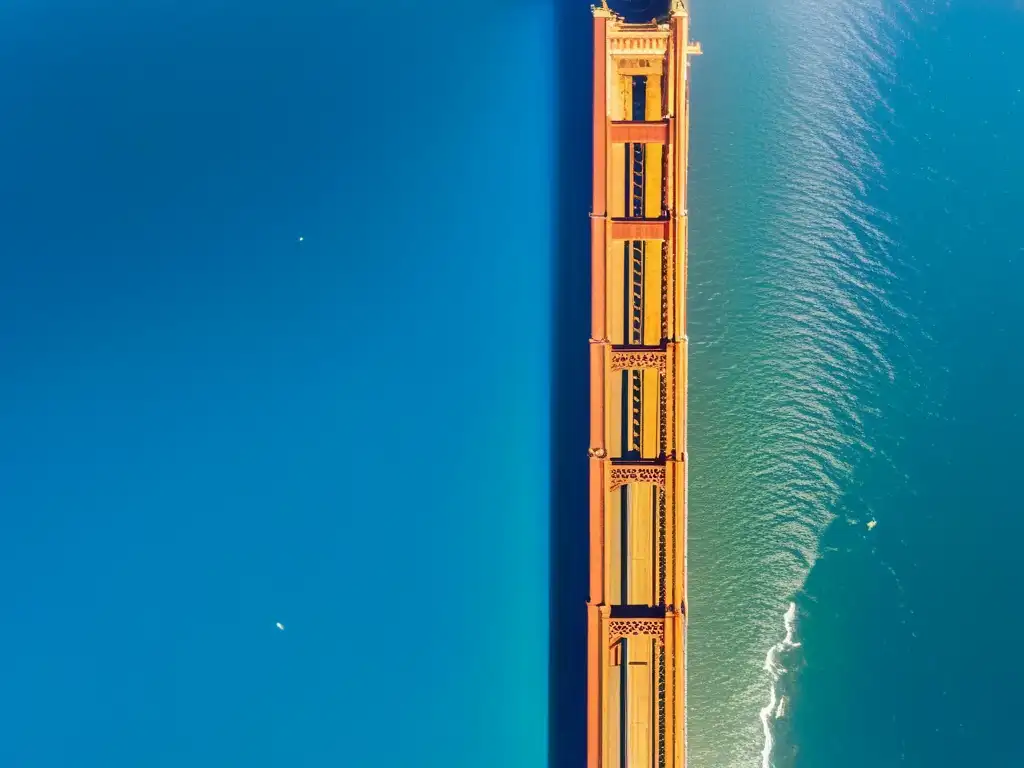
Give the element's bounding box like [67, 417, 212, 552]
[588, 2, 700, 767]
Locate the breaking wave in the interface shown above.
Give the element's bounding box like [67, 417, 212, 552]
[759, 603, 801, 768]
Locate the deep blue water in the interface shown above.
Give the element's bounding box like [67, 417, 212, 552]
[0, 3, 552, 766]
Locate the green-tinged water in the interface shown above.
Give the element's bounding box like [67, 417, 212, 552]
[687, 0, 1024, 765]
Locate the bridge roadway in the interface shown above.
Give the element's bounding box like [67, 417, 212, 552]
[587, 3, 699, 767]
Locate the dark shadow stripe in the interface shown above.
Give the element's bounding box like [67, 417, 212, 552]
[548, 1, 592, 766]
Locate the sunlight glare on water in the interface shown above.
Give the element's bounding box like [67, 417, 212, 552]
[686, 0, 923, 763]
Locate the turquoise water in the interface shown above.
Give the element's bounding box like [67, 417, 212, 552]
[687, 0, 1024, 765]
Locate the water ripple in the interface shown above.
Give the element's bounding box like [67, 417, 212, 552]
[687, 0, 922, 763]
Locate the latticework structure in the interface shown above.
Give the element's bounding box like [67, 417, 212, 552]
[587, 3, 700, 766]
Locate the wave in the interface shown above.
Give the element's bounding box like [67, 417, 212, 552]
[759, 602, 801, 768]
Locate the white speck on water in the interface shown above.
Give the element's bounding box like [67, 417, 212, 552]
[297, 236, 304, 242]
[276, 622, 285, 631]
[867, 519, 877, 530]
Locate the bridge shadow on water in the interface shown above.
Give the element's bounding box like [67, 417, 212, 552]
[549, 2, 592, 767]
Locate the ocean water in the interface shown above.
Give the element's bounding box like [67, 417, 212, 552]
[687, 0, 1024, 765]
[4, 0, 1023, 766]
[0, 2, 553, 766]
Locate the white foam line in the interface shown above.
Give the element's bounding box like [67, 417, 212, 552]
[759, 602, 801, 768]
[775, 696, 787, 719]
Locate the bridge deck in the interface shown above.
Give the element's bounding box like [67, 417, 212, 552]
[588, 4, 699, 767]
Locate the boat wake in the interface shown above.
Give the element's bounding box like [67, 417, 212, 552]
[759, 602, 801, 768]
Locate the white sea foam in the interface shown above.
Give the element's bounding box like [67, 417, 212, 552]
[759, 602, 801, 768]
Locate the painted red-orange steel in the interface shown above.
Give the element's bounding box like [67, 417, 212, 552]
[671, 16, 688, 339]
[610, 120, 669, 145]
[591, 15, 608, 342]
[587, 603, 600, 768]
[588, 17, 608, 768]
[611, 218, 671, 241]
[592, 18, 608, 216]
[589, 8, 698, 768]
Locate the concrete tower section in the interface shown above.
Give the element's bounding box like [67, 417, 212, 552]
[587, 2, 700, 767]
